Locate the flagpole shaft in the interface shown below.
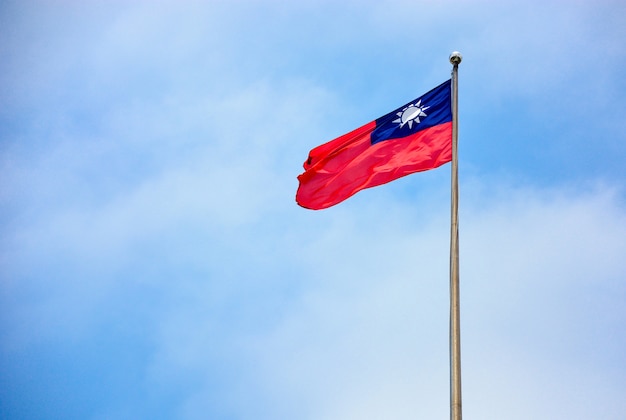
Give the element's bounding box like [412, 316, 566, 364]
[449, 51, 462, 420]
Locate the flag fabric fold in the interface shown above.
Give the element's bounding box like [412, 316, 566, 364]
[296, 79, 453, 210]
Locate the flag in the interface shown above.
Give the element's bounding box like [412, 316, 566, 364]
[296, 79, 453, 210]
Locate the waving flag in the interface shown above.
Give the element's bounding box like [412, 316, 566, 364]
[296, 80, 453, 210]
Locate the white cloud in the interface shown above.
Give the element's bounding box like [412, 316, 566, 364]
[125, 179, 626, 419]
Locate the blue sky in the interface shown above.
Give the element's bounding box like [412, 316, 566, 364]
[1, 1, 625, 419]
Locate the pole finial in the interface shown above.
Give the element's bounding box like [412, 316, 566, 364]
[449, 51, 462, 65]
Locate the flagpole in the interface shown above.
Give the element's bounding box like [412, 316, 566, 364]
[449, 51, 462, 420]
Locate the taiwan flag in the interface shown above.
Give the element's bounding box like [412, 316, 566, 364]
[296, 80, 453, 210]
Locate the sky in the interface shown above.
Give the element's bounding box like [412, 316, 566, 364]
[1, 0, 626, 419]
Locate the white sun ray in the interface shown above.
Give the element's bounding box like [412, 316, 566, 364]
[392, 100, 430, 129]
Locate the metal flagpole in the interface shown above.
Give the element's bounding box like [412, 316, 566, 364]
[449, 51, 462, 420]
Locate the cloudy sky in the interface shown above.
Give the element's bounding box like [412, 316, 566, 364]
[2, 1, 625, 419]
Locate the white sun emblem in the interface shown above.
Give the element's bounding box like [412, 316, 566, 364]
[393, 100, 430, 129]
